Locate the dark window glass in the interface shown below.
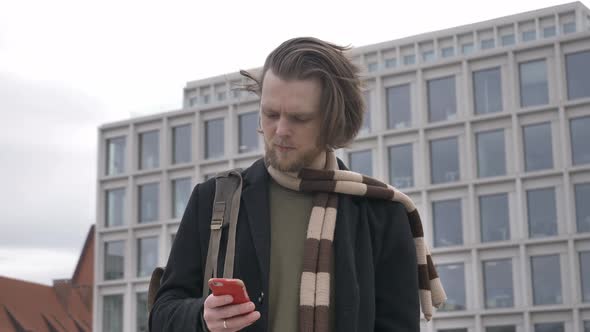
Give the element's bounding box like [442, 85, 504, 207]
[570, 116, 590, 165]
[565, 51, 590, 100]
[139, 183, 159, 223]
[428, 76, 457, 122]
[436, 263, 466, 311]
[205, 118, 224, 159]
[106, 188, 125, 227]
[523, 122, 553, 172]
[480, 193, 510, 242]
[137, 237, 158, 277]
[360, 91, 372, 135]
[442, 47, 455, 58]
[139, 130, 159, 170]
[531, 254, 562, 305]
[580, 251, 590, 302]
[534, 322, 564, 332]
[349, 150, 372, 176]
[388, 144, 414, 188]
[430, 137, 460, 184]
[438, 328, 468, 332]
[386, 84, 411, 129]
[563, 22, 576, 34]
[519, 60, 549, 107]
[103, 294, 123, 332]
[584, 321, 590, 332]
[483, 259, 514, 308]
[107, 137, 126, 175]
[501, 34, 516, 46]
[575, 182, 590, 233]
[473, 67, 502, 114]
[217, 92, 226, 101]
[172, 124, 191, 164]
[385, 58, 397, 68]
[433, 199, 463, 247]
[462, 43, 474, 55]
[403, 54, 416, 65]
[172, 178, 191, 218]
[137, 292, 148, 332]
[522, 30, 536, 41]
[481, 39, 495, 50]
[423, 50, 435, 62]
[543, 26, 556, 38]
[477, 129, 506, 178]
[527, 187, 558, 238]
[239, 112, 259, 153]
[487, 326, 516, 332]
[104, 240, 124, 280]
[367, 62, 378, 72]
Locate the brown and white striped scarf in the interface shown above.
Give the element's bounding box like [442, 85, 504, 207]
[266, 150, 446, 331]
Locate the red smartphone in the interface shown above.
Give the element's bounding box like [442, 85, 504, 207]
[208, 278, 250, 304]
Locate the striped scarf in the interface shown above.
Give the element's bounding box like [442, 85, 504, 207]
[266, 150, 446, 331]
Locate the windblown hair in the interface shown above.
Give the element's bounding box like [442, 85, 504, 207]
[240, 37, 365, 149]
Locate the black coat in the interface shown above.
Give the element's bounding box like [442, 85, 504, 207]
[150, 158, 419, 331]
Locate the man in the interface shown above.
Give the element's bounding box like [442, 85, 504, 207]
[150, 37, 444, 332]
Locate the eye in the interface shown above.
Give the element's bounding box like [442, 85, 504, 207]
[263, 111, 279, 119]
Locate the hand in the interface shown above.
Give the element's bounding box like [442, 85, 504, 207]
[203, 294, 260, 331]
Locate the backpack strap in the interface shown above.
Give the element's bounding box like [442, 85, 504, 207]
[202, 169, 243, 297]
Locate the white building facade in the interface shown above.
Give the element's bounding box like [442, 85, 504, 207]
[95, 2, 590, 331]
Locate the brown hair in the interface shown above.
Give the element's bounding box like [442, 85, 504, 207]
[240, 37, 365, 150]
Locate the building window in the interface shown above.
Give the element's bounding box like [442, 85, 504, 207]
[575, 182, 590, 233]
[486, 326, 516, 332]
[360, 91, 372, 135]
[202, 95, 210, 104]
[442, 47, 455, 58]
[565, 50, 590, 100]
[483, 258, 514, 308]
[430, 136, 460, 184]
[522, 30, 536, 41]
[527, 187, 557, 238]
[232, 89, 241, 99]
[436, 263, 466, 311]
[523, 122, 553, 172]
[385, 58, 397, 68]
[386, 84, 411, 129]
[172, 124, 191, 164]
[103, 294, 123, 332]
[106, 188, 125, 227]
[535, 323, 564, 332]
[481, 38, 495, 50]
[349, 150, 372, 176]
[239, 112, 259, 153]
[427, 76, 457, 122]
[104, 240, 124, 280]
[519, 59, 549, 107]
[473, 67, 502, 115]
[543, 26, 556, 38]
[388, 143, 413, 189]
[570, 116, 590, 165]
[403, 54, 416, 65]
[217, 92, 226, 101]
[584, 321, 590, 332]
[137, 236, 158, 277]
[139, 130, 159, 170]
[461, 43, 474, 55]
[423, 50, 435, 62]
[501, 34, 516, 46]
[136, 292, 148, 332]
[563, 22, 576, 34]
[433, 198, 463, 247]
[106, 137, 126, 175]
[188, 96, 198, 107]
[139, 183, 159, 223]
[367, 62, 378, 72]
[172, 177, 191, 219]
[476, 129, 506, 178]
[580, 251, 590, 302]
[531, 254, 562, 305]
[480, 193, 510, 242]
[439, 329, 467, 332]
[205, 118, 224, 159]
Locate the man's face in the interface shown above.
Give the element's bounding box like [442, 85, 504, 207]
[260, 69, 323, 172]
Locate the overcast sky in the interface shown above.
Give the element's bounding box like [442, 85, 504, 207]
[0, 0, 585, 285]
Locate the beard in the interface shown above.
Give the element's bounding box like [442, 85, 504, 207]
[264, 140, 322, 173]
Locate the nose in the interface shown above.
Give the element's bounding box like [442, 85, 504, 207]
[275, 116, 290, 137]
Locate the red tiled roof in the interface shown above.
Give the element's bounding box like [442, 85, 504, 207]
[0, 225, 94, 332]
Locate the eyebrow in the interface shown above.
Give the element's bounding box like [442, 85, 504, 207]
[260, 106, 316, 118]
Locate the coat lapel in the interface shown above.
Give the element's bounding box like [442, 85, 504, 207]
[241, 159, 272, 292]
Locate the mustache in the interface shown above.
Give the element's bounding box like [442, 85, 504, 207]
[272, 140, 294, 148]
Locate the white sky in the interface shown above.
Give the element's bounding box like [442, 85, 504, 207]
[0, 0, 586, 285]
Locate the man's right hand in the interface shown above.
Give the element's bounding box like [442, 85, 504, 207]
[203, 294, 261, 331]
